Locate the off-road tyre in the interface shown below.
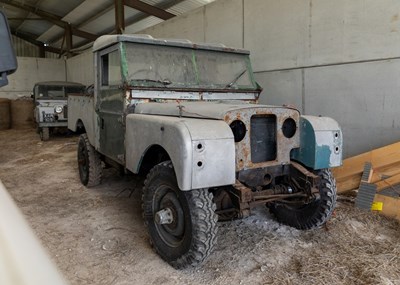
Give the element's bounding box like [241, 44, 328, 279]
[269, 169, 337, 230]
[142, 161, 218, 269]
[77, 133, 102, 187]
[39, 127, 50, 141]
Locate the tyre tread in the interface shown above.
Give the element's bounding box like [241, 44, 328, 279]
[142, 161, 218, 269]
[79, 133, 102, 187]
[270, 168, 337, 230]
[40, 127, 50, 141]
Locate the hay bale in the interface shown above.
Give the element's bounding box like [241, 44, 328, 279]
[10, 98, 34, 129]
[0, 98, 11, 130]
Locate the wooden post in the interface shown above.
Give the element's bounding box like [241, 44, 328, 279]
[115, 0, 125, 34]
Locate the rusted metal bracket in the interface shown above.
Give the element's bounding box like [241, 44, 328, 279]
[231, 181, 252, 218]
[229, 162, 321, 217]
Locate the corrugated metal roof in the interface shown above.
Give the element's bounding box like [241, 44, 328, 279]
[2, 0, 217, 58]
[125, 0, 215, 33]
[167, 0, 215, 14]
[12, 35, 39, 57]
[125, 16, 163, 34]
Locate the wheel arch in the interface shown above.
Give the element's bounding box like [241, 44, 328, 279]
[138, 144, 171, 176]
[125, 114, 236, 191]
[75, 119, 86, 134]
[69, 117, 95, 146]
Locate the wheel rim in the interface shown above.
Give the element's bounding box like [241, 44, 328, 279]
[78, 139, 89, 184]
[154, 185, 185, 248]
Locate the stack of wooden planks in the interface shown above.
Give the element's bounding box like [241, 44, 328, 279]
[333, 142, 400, 221]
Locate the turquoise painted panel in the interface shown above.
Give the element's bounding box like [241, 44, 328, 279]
[291, 116, 342, 169]
[315, 144, 332, 169]
[291, 117, 316, 168]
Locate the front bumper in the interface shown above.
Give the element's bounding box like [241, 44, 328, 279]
[38, 121, 68, 128]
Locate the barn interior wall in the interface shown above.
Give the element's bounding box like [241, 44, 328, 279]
[60, 0, 400, 157]
[65, 51, 94, 86]
[11, 35, 59, 59]
[139, 0, 400, 157]
[0, 57, 66, 100]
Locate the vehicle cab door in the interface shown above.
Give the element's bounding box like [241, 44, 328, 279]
[97, 45, 126, 164]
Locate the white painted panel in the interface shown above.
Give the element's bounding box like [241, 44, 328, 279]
[244, 0, 309, 72]
[66, 51, 94, 86]
[243, 0, 400, 71]
[141, 7, 205, 43]
[254, 69, 303, 110]
[0, 57, 66, 99]
[137, 0, 400, 71]
[77, 0, 400, 160]
[309, 0, 400, 66]
[305, 59, 400, 157]
[204, 0, 243, 48]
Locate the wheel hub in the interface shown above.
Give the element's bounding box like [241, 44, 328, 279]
[154, 208, 173, 225]
[154, 190, 185, 247]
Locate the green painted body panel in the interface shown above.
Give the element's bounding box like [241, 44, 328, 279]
[97, 45, 126, 163]
[98, 89, 125, 163]
[291, 116, 342, 170]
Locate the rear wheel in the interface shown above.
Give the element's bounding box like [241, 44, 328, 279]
[77, 133, 102, 187]
[142, 161, 218, 269]
[269, 169, 336, 230]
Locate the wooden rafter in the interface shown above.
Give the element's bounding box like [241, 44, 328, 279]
[0, 0, 98, 41]
[10, 28, 65, 55]
[124, 0, 175, 20]
[115, 0, 125, 34]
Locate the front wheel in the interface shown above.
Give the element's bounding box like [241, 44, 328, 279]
[77, 134, 102, 187]
[39, 127, 49, 141]
[269, 169, 337, 230]
[142, 161, 218, 269]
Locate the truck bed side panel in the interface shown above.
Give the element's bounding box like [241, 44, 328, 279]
[67, 95, 96, 145]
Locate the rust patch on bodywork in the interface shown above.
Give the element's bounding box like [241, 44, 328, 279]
[223, 106, 300, 172]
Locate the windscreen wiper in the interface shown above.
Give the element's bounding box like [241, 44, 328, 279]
[226, 69, 247, 88]
[131, 79, 172, 86]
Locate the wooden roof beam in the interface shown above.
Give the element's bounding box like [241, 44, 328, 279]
[10, 28, 64, 55]
[124, 0, 175, 20]
[0, 0, 99, 41]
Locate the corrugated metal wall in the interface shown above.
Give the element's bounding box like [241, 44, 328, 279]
[12, 35, 39, 57]
[11, 35, 58, 59]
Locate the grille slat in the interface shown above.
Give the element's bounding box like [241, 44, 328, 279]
[63, 105, 68, 118]
[250, 116, 277, 163]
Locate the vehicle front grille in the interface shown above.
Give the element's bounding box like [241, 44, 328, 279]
[63, 105, 68, 118]
[250, 115, 277, 163]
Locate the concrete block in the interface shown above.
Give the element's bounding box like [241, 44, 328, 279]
[141, 7, 205, 43]
[0, 57, 65, 99]
[309, 0, 400, 66]
[204, 0, 243, 48]
[244, 0, 309, 72]
[254, 70, 303, 110]
[304, 59, 400, 157]
[66, 51, 94, 86]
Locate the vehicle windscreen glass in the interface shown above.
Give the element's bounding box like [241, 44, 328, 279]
[36, 85, 84, 99]
[36, 85, 64, 99]
[124, 43, 257, 90]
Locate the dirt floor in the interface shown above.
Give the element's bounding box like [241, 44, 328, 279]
[0, 128, 399, 285]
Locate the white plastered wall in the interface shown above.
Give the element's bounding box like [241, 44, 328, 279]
[0, 57, 66, 99]
[65, 0, 400, 157]
[139, 0, 400, 157]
